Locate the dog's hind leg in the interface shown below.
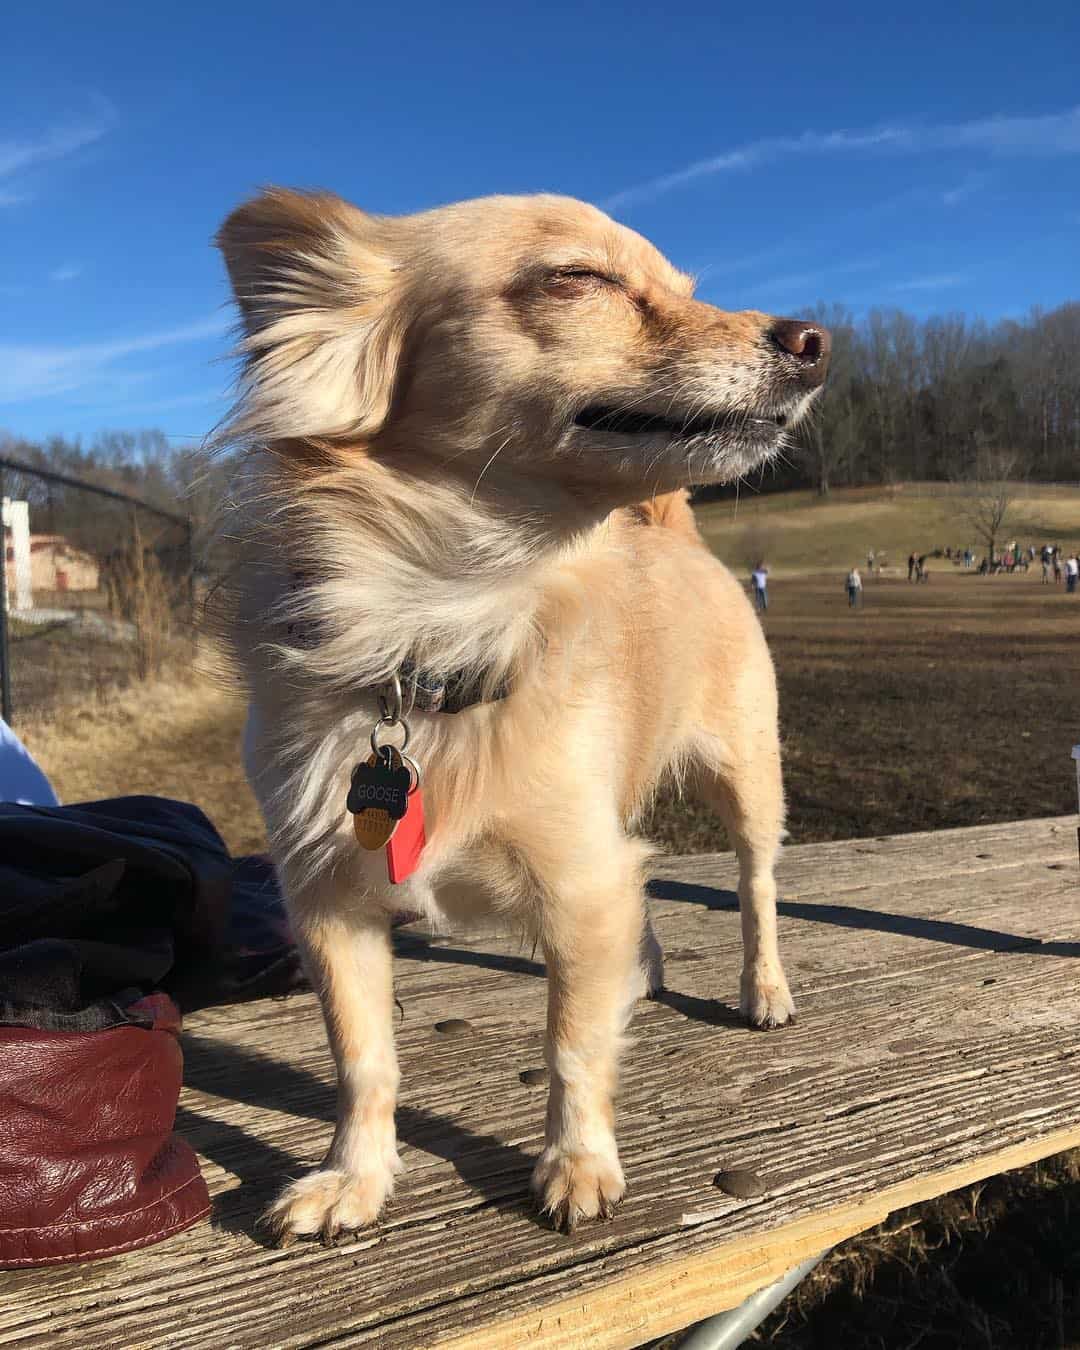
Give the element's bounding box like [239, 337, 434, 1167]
[263, 875, 401, 1245]
[691, 730, 795, 1030]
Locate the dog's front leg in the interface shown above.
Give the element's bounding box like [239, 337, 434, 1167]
[264, 894, 400, 1245]
[530, 836, 647, 1232]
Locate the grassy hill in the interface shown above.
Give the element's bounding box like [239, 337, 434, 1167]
[694, 482, 1080, 576]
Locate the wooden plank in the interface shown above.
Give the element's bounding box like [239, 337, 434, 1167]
[404, 1125, 1080, 1350]
[650, 813, 1077, 898]
[1, 816, 1078, 1350]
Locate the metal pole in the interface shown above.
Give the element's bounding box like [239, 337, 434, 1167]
[675, 1253, 828, 1350]
[0, 464, 13, 724]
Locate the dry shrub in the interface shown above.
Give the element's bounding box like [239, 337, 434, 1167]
[106, 515, 176, 680]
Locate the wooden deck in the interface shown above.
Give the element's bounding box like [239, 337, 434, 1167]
[4, 815, 1080, 1350]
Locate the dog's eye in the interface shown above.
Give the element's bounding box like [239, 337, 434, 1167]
[541, 268, 616, 298]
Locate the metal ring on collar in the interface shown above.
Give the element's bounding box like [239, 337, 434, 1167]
[370, 716, 410, 758]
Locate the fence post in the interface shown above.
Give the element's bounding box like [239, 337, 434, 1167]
[0, 463, 12, 723]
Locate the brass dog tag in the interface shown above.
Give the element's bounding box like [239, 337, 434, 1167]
[353, 807, 398, 850]
[347, 751, 411, 851]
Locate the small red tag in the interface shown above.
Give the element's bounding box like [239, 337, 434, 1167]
[386, 788, 425, 884]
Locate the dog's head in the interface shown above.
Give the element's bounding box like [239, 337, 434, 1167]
[217, 189, 828, 500]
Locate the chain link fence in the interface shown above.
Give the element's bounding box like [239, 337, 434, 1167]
[0, 456, 194, 724]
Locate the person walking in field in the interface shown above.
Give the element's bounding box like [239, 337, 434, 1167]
[866, 548, 875, 576]
[751, 561, 769, 613]
[847, 566, 863, 608]
[908, 551, 917, 583]
[1066, 552, 1079, 595]
[1054, 548, 1063, 584]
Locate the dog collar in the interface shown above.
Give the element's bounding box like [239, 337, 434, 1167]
[397, 660, 511, 715]
[285, 573, 511, 714]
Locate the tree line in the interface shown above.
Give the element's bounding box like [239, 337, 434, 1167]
[797, 300, 1080, 496]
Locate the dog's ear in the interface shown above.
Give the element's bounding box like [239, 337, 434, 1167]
[216, 188, 406, 443]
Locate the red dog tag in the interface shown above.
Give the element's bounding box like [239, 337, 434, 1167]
[386, 786, 425, 884]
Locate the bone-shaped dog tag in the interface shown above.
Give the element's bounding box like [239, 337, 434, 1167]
[347, 750, 411, 851]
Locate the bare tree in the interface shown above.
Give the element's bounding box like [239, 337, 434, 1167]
[798, 304, 861, 496]
[956, 448, 1024, 563]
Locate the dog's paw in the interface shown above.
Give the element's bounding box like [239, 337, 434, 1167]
[262, 1166, 395, 1246]
[531, 1145, 625, 1233]
[740, 964, 796, 1029]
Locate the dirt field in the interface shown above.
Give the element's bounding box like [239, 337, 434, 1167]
[646, 568, 1079, 853]
[14, 494, 1080, 1350]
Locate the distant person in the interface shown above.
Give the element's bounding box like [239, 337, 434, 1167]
[1067, 552, 1079, 595]
[917, 555, 929, 583]
[866, 548, 875, 575]
[963, 547, 973, 569]
[908, 552, 917, 583]
[846, 567, 863, 608]
[751, 561, 769, 613]
[1042, 554, 1051, 584]
[1054, 548, 1063, 584]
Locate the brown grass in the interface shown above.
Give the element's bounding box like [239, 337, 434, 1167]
[695, 481, 1080, 577]
[18, 664, 265, 856]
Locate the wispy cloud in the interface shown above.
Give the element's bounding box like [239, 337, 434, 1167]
[49, 264, 82, 284]
[0, 96, 114, 206]
[603, 105, 1080, 210]
[942, 171, 989, 207]
[0, 314, 229, 405]
[691, 244, 793, 283]
[752, 258, 881, 299]
[890, 272, 971, 293]
[63, 388, 228, 417]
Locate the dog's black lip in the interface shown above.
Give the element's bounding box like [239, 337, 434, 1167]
[573, 405, 786, 438]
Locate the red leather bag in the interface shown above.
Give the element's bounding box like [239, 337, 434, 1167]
[0, 994, 209, 1267]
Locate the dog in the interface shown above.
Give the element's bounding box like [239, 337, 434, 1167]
[212, 187, 829, 1239]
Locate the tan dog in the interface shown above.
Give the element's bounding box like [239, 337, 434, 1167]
[213, 188, 829, 1239]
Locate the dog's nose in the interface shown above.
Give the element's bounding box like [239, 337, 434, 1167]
[767, 319, 831, 387]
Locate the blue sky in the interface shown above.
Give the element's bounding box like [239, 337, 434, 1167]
[2, 0, 1079, 446]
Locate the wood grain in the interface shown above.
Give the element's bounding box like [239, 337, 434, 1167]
[2, 816, 1077, 1349]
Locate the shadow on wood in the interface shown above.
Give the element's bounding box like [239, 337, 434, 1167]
[649, 879, 1080, 959]
[179, 1033, 536, 1244]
